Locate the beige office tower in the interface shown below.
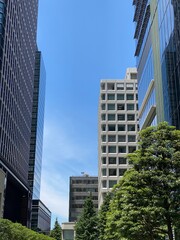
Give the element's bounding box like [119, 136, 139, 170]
[98, 68, 139, 206]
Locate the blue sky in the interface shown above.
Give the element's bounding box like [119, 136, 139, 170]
[37, 0, 136, 226]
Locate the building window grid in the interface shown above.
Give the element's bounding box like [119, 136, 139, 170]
[99, 78, 138, 201]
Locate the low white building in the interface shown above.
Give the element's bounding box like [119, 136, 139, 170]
[61, 222, 75, 240]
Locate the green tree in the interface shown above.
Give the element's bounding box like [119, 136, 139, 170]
[50, 218, 62, 240]
[0, 219, 54, 240]
[105, 122, 180, 240]
[98, 193, 112, 240]
[75, 195, 98, 240]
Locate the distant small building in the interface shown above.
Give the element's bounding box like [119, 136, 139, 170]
[69, 175, 98, 222]
[62, 222, 75, 240]
[31, 200, 51, 234]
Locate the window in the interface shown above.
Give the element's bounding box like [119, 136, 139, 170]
[108, 157, 116, 164]
[136, 104, 139, 110]
[119, 157, 127, 164]
[117, 114, 125, 121]
[107, 83, 115, 90]
[108, 114, 115, 121]
[108, 94, 115, 100]
[128, 146, 136, 153]
[108, 146, 116, 153]
[135, 83, 138, 90]
[127, 104, 135, 110]
[109, 180, 117, 188]
[117, 104, 125, 110]
[101, 94, 105, 100]
[118, 146, 126, 153]
[118, 135, 126, 142]
[102, 169, 107, 176]
[102, 180, 107, 188]
[101, 104, 106, 110]
[101, 82, 105, 90]
[108, 104, 115, 110]
[101, 135, 106, 142]
[117, 94, 124, 100]
[108, 135, 116, 142]
[108, 124, 116, 131]
[128, 135, 136, 142]
[118, 124, 126, 131]
[119, 168, 127, 176]
[102, 157, 106, 164]
[130, 73, 137, 79]
[101, 124, 106, 131]
[117, 83, 124, 90]
[127, 114, 135, 121]
[101, 114, 106, 121]
[136, 94, 138, 100]
[126, 83, 134, 90]
[102, 146, 106, 153]
[126, 94, 134, 100]
[109, 169, 117, 176]
[128, 124, 136, 131]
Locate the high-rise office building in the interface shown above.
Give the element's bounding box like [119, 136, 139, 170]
[28, 51, 46, 200]
[69, 175, 98, 222]
[133, 0, 180, 129]
[98, 68, 139, 206]
[0, 0, 39, 226]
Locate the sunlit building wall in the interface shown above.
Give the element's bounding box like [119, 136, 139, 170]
[98, 68, 139, 206]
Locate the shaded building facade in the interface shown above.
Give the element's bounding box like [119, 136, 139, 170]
[0, 0, 39, 226]
[28, 50, 46, 200]
[98, 68, 139, 206]
[133, 0, 180, 129]
[31, 200, 51, 234]
[69, 175, 98, 222]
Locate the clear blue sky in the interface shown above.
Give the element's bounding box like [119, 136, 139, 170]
[37, 0, 136, 226]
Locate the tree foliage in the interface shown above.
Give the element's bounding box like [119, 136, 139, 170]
[50, 218, 62, 240]
[105, 122, 180, 240]
[98, 193, 112, 240]
[75, 195, 98, 240]
[0, 218, 54, 240]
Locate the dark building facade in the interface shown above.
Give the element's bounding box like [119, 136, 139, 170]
[28, 51, 46, 200]
[69, 175, 98, 222]
[133, 0, 180, 129]
[0, 0, 39, 226]
[31, 200, 51, 234]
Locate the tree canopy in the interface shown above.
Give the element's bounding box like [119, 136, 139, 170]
[50, 218, 62, 240]
[75, 195, 98, 240]
[98, 192, 112, 240]
[105, 122, 180, 240]
[0, 218, 54, 240]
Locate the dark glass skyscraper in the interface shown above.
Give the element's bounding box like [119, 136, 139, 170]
[28, 51, 46, 200]
[0, 0, 39, 226]
[133, 0, 180, 129]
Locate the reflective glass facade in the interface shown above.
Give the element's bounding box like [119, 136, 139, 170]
[133, 0, 180, 129]
[157, 0, 180, 128]
[0, 0, 38, 183]
[0, 0, 39, 226]
[133, 0, 157, 129]
[29, 51, 46, 199]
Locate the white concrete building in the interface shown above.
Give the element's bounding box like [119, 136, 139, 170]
[98, 68, 139, 206]
[62, 222, 75, 240]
